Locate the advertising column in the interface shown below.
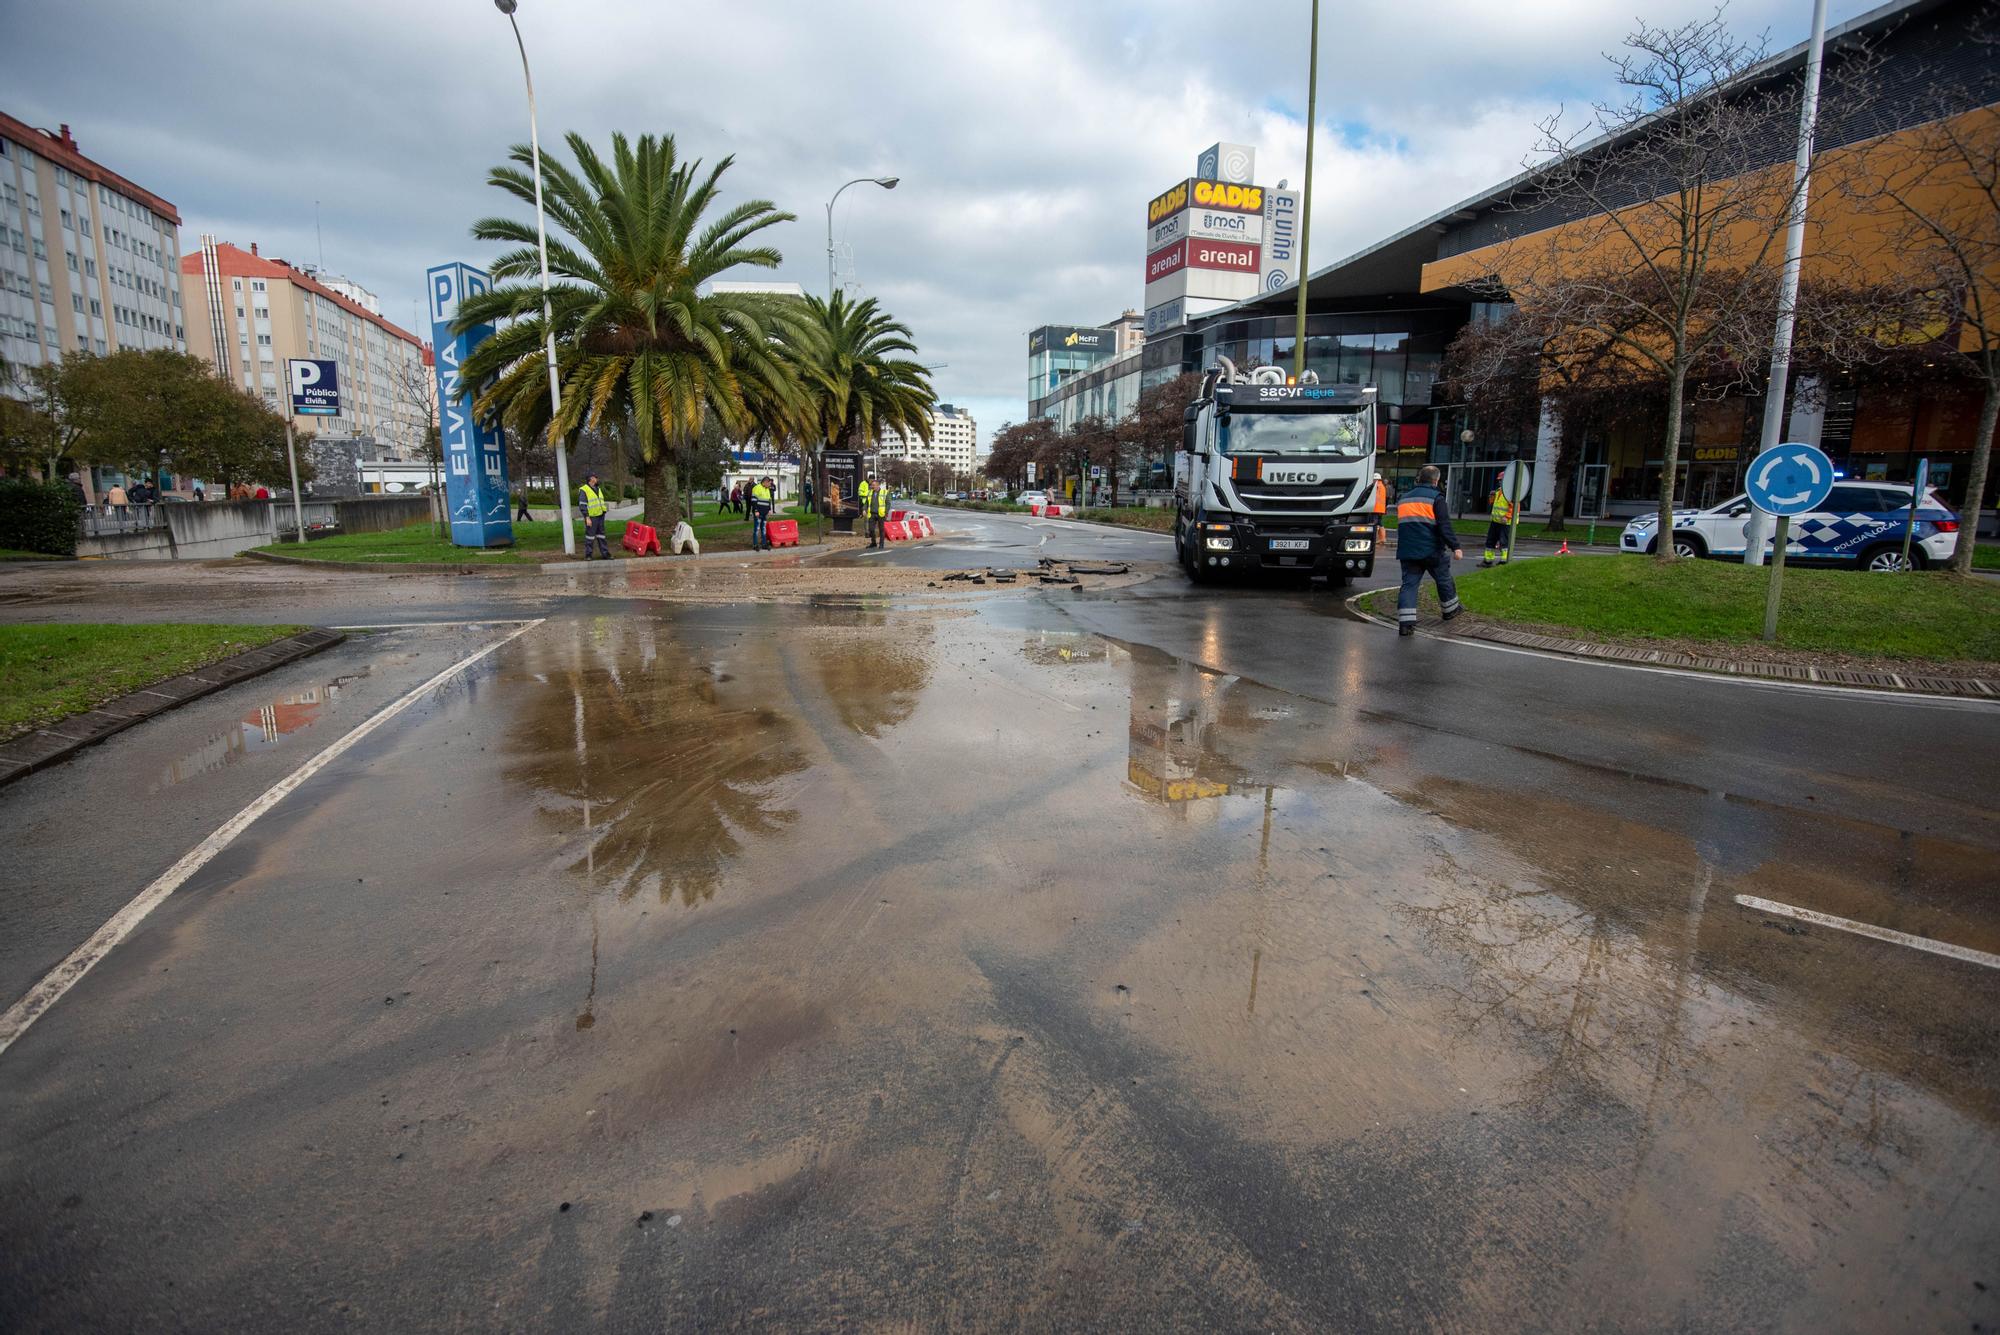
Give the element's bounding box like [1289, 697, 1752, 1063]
[426, 262, 514, 548]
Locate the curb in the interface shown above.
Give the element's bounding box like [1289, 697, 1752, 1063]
[0, 628, 348, 788]
[241, 538, 845, 576]
[1344, 590, 1999, 701]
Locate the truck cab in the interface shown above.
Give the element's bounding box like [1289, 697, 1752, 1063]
[1173, 359, 1382, 584]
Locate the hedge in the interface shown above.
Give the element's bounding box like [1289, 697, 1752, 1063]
[0, 480, 83, 557]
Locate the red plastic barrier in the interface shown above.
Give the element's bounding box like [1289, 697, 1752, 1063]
[917, 515, 934, 536]
[883, 519, 910, 542]
[767, 518, 799, 547]
[889, 508, 910, 523]
[620, 522, 661, 556]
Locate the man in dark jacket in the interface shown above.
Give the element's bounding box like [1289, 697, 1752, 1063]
[1394, 465, 1463, 637]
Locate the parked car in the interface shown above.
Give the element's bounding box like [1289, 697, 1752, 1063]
[1619, 481, 1960, 570]
[1020, 490, 1047, 514]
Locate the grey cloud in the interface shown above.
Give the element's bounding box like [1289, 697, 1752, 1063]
[3, 0, 1879, 447]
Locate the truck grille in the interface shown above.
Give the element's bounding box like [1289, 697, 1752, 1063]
[1230, 479, 1359, 513]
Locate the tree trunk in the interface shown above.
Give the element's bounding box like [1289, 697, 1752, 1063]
[643, 452, 680, 530]
[1547, 412, 1583, 533]
[1948, 375, 1997, 576]
[1654, 363, 1688, 562]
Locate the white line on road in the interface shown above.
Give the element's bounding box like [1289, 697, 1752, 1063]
[0, 617, 546, 1059]
[1734, 894, 2000, 970]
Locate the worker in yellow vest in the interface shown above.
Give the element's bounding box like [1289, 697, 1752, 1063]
[749, 476, 773, 550]
[577, 473, 611, 560]
[1482, 482, 1517, 567]
[859, 472, 889, 548]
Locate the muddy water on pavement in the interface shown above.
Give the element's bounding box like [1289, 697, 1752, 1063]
[7, 596, 1995, 1330]
[463, 603, 2000, 1327]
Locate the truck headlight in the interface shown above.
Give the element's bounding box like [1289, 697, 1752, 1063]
[1344, 538, 1371, 552]
[1205, 535, 1234, 551]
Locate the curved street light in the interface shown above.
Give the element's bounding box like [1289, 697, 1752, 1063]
[825, 176, 899, 299]
[494, 0, 575, 555]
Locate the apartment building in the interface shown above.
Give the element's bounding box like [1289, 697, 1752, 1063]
[879, 402, 978, 475]
[179, 239, 430, 456]
[0, 114, 184, 382]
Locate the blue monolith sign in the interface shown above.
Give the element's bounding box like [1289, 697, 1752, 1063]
[426, 262, 514, 548]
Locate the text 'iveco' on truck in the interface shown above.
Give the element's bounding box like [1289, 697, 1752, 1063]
[1173, 358, 1382, 585]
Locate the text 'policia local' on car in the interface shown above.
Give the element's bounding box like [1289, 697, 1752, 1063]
[1620, 480, 1960, 570]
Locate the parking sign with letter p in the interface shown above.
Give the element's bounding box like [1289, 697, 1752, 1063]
[287, 358, 341, 417]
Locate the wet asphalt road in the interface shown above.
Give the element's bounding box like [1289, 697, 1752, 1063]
[1, 512, 1997, 1332]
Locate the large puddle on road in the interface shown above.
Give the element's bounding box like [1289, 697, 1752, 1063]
[447, 597, 2000, 1326]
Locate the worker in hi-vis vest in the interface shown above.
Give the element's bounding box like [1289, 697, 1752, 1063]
[1482, 481, 1518, 567]
[749, 476, 773, 550]
[577, 473, 611, 560]
[859, 472, 889, 548]
[1394, 464, 1463, 637]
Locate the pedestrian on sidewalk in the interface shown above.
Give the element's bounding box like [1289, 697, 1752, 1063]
[1394, 464, 1462, 638]
[1482, 481, 1517, 567]
[192, 482, 205, 503]
[106, 481, 129, 511]
[749, 475, 773, 550]
[577, 472, 612, 560]
[515, 488, 533, 522]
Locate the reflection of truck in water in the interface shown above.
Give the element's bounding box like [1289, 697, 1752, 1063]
[1173, 357, 1381, 585]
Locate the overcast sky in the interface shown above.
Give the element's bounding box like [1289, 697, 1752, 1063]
[3, 0, 1879, 448]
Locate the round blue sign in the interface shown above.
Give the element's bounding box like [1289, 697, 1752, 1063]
[1745, 442, 1835, 517]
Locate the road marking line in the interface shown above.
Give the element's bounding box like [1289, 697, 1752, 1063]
[1734, 894, 2000, 970]
[0, 618, 546, 1058]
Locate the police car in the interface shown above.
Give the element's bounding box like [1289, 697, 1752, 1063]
[1619, 481, 1961, 570]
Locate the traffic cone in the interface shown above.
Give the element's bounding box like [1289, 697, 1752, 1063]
[1558, 540, 1571, 556]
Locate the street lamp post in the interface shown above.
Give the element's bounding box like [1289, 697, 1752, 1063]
[825, 176, 899, 299]
[495, 0, 574, 556]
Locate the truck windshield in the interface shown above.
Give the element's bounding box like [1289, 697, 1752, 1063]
[1221, 410, 1370, 457]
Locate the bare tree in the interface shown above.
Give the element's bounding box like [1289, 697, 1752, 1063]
[1840, 10, 2000, 573]
[1481, 9, 1816, 557]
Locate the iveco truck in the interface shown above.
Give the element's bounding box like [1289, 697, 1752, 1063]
[1173, 358, 1382, 584]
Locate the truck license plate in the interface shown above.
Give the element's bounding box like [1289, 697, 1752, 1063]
[1269, 538, 1310, 551]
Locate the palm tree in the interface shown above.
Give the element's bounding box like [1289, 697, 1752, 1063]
[455, 131, 810, 528]
[799, 292, 936, 482]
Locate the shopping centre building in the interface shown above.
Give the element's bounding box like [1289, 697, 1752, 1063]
[1035, 0, 1998, 525]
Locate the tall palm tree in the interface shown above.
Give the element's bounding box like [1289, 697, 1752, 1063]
[455, 131, 809, 528]
[799, 292, 936, 474]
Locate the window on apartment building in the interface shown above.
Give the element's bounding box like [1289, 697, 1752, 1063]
[31, 239, 45, 260]
[252, 280, 264, 292]
[89, 299, 100, 316]
[236, 306, 245, 317]
[43, 324, 57, 345]
[72, 293, 83, 313]
[77, 332, 89, 350]
[94, 338, 105, 354]
[257, 333, 270, 346]
[59, 208, 71, 228]
[83, 258, 94, 277]
[38, 280, 51, 303]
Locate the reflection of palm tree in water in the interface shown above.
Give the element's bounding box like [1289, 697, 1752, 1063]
[809, 620, 931, 738]
[504, 621, 811, 908]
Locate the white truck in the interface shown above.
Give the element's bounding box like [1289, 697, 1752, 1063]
[1173, 358, 1383, 584]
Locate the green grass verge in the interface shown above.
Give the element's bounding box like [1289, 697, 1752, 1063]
[0, 622, 307, 739]
[0, 547, 70, 561]
[249, 502, 806, 564]
[930, 499, 1030, 514]
[1373, 556, 1999, 662]
[1073, 506, 1174, 532]
[1976, 543, 1999, 571]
